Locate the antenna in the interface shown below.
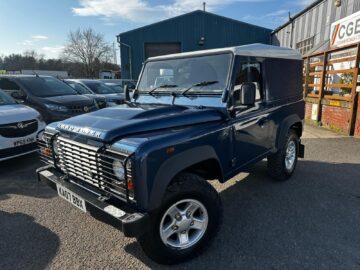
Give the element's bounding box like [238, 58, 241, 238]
[203, 2, 206, 12]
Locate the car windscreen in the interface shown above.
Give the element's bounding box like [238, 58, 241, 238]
[106, 83, 124, 93]
[137, 53, 232, 94]
[17, 77, 77, 97]
[0, 90, 16, 105]
[84, 82, 116, 94]
[67, 82, 92, 95]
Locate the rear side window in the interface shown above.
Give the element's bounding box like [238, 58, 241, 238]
[234, 62, 263, 101]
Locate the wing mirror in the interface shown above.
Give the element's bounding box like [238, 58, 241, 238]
[124, 84, 131, 102]
[233, 82, 256, 107]
[230, 82, 256, 113]
[240, 82, 256, 106]
[11, 91, 27, 100]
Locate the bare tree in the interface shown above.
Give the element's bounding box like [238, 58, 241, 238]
[62, 28, 112, 78]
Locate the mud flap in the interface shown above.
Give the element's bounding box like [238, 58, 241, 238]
[298, 143, 305, 158]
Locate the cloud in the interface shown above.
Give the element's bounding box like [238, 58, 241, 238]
[32, 35, 48, 40]
[21, 40, 34, 46]
[72, 0, 269, 23]
[41, 46, 65, 58]
[264, 9, 288, 18]
[298, 0, 317, 6]
[242, 9, 289, 27]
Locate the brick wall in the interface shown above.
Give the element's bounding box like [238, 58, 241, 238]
[321, 105, 351, 134]
[305, 103, 313, 120]
[355, 97, 360, 137]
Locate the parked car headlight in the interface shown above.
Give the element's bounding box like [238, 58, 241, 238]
[113, 160, 125, 180]
[95, 100, 106, 109]
[107, 101, 118, 107]
[45, 103, 69, 112]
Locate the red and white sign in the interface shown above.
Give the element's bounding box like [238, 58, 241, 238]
[330, 11, 360, 48]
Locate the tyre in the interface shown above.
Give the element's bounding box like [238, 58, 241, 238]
[137, 173, 222, 265]
[267, 129, 299, 181]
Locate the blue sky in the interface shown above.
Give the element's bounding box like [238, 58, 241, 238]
[0, 0, 315, 59]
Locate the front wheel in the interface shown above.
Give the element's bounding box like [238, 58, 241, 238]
[137, 173, 222, 265]
[267, 130, 299, 181]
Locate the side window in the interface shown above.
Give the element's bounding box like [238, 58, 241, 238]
[234, 62, 263, 101]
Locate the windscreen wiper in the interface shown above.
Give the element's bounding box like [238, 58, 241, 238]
[181, 80, 219, 96]
[148, 84, 178, 96]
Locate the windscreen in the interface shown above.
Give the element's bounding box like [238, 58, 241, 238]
[106, 83, 124, 93]
[68, 82, 92, 94]
[138, 53, 232, 94]
[84, 82, 115, 94]
[0, 90, 16, 105]
[17, 77, 77, 97]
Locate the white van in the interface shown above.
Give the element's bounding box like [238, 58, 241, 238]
[0, 89, 46, 161]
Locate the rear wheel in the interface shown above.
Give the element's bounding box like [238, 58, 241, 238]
[267, 130, 299, 181]
[137, 173, 222, 265]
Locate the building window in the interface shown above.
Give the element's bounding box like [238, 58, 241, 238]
[296, 36, 315, 55]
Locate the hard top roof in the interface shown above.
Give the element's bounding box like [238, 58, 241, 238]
[148, 43, 302, 61]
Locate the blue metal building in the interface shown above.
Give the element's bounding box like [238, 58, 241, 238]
[117, 10, 272, 80]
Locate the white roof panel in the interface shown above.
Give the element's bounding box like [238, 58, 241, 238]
[148, 43, 302, 61]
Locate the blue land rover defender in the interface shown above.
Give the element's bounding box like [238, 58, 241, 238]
[37, 44, 305, 264]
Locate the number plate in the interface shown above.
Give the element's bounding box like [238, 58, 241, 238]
[57, 184, 87, 213]
[13, 136, 35, 147]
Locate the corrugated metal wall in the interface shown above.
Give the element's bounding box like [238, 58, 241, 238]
[272, 0, 360, 53]
[119, 11, 272, 79]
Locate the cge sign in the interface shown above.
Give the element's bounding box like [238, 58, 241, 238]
[330, 11, 360, 48]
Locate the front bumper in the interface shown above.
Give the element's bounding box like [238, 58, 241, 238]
[36, 166, 149, 237]
[0, 142, 38, 161]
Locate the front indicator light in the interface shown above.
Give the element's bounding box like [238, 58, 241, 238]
[41, 147, 51, 157]
[127, 178, 134, 190]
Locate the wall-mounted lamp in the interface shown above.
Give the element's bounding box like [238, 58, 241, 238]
[198, 37, 205, 46]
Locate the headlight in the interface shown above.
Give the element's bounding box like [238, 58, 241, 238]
[95, 100, 106, 109]
[113, 160, 125, 180]
[45, 103, 69, 112]
[107, 101, 117, 107]
[53, 138, 60, 156]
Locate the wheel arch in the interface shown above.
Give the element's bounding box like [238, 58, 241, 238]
[148, 145, 222, 211]
[276, 114, 303, 150]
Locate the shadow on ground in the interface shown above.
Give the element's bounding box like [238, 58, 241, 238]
[0, 211, 59, 270]
[125, 159, 360, 270]
[0, 153, 55, 201]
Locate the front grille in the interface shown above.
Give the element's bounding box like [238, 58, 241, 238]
[67, 104, 97, 114]
[56, 137, 132, 201]
[0, 119, 38, 138]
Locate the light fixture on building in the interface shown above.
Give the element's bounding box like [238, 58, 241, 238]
[335, 0, 341, 7]
[198, 37, 205, 46]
